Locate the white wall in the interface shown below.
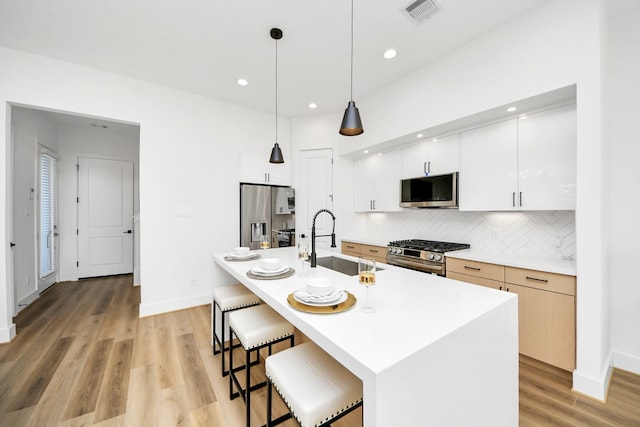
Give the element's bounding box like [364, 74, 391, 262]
[10, 107, 58, 308]
[292, 0, 613, 399]
[0, 46, 292, 342]
[608, 7, 640, 374]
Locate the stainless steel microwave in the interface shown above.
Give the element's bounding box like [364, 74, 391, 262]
[399, 172, 458, 208]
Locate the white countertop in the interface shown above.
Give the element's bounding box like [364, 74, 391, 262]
[213, 247, 519, 426]
[445, 249, 577, 276]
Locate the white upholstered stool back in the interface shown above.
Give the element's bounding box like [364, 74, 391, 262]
[265, 341, 363, 427]
[228, 304, 294, 427]
[212, 284, 260, 376]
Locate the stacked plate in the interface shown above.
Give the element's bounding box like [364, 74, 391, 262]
[249, 264, 289, 277]
[293, 288, 347, 306]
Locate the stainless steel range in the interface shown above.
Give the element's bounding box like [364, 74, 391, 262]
[386, 239, 470, 276]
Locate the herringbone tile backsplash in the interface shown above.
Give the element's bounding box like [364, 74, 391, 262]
[343, 210, 575, 260]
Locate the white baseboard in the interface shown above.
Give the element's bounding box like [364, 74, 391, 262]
[572, 352, 614, 401]
[613, 351, 640, 375]
[18, 289, 40, 310]
[0, 323, 16, 343]
[139, 292, 212, 318]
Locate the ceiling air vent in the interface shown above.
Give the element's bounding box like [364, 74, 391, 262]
[402, 0, 440, 23]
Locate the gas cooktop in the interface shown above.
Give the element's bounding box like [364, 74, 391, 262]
[388, 239, 470, 253]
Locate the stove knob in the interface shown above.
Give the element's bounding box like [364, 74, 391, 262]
[427, 254, 435, 260]
[434, 254, 442, 261]
[387, 247, 393, 253]
[395, 248, 402, 254]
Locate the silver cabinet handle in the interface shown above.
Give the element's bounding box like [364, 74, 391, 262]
[519, 191, 523, 207]
[423, 161, 431, 175]
[512, 192, 516, 207]
[464, 265, 481, 271]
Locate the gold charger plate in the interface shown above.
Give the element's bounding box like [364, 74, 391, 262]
[287, 292, 356, 314]
[246, 267, 295, 280]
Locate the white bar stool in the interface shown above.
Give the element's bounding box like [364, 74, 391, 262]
[264, 341, 363, 427]
[212, 284, 261, 376]
[229, 304, 295, 427]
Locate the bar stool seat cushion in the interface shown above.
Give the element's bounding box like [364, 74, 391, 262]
[266, 341, 363, 427]
[229, 305, 293, 350]
[213, 284, 260, 311]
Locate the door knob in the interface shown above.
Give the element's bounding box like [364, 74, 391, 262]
[123, 230, 132, 234]
[10, 242, 16, 247]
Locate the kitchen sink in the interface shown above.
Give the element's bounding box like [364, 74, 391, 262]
[314, 256, 384, 276]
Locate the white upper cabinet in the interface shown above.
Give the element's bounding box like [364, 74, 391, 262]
[459, 119, 519, 211]
[401, 134, 460, 179]
[240, 151, 291, 186]
[517, 104, 576, 210]
[354, 150, 402, 212]
[459, 104, 576, 211]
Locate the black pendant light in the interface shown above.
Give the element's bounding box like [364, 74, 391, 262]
[269, 28, 285, 164]
[339, 0, 363, 136]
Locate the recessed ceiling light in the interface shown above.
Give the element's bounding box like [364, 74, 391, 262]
[364, 150, 369, 154]
[507, 106, 517, 112]
[308, 103, 317, 109]
[237, 78, 248, 86]
[519, 114, 528, 119]
[417, 133, 423, 138]
[432, 138, 438, 142]
[384, 49, 397, 59]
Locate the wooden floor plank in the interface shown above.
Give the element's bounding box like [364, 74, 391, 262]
[123, 364, 157, 427]
[93, 339, 134, 423]
[155, 327, 181, 390]
[175, 333, 216, 411]
[63, 339, 114, 420]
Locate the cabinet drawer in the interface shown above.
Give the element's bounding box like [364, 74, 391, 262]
[446, 258, 505, 282]
[341, 241, 362, 256]
[505, 267, 575, 296]
[447, 271, 504, 290]
[361, 244, 387, 263]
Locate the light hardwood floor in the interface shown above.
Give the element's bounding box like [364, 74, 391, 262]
[0, 275, 638, 426]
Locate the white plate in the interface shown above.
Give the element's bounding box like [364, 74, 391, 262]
[250, 265, 288, 275]
[293, 289, 346, 306]
[228, 252, 258, 260]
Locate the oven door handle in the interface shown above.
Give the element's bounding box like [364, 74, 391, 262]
[388, 256, 443, 273]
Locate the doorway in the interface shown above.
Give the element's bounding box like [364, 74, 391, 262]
[9, 105, 140, 317]
[297, 149, 333, 247]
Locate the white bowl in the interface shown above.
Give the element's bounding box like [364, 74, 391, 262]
[233, 246, 250, 256]
[307, 277, 336, 296]
[260, 258, 282, 271]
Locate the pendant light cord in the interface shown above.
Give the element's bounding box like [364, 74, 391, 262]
[275, 37, 278, 143]
[350, 0, 354, 102]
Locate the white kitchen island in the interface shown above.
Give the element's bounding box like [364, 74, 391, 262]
[213, 247, 519, 426]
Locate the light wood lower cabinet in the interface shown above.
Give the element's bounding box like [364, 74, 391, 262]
[447, 258, 576, 371]
[341, 241, 387, 265]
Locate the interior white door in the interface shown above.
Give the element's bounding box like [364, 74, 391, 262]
[78, 157, 134, 278]
[297, 149, 333, 249]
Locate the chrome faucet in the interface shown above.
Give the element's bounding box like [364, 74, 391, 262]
[310, 209, 336, 267]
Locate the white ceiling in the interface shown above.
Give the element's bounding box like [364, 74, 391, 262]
[0, 0, 636, 119]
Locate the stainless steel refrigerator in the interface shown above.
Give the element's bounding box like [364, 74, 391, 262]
[240, 183, 295, 250]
